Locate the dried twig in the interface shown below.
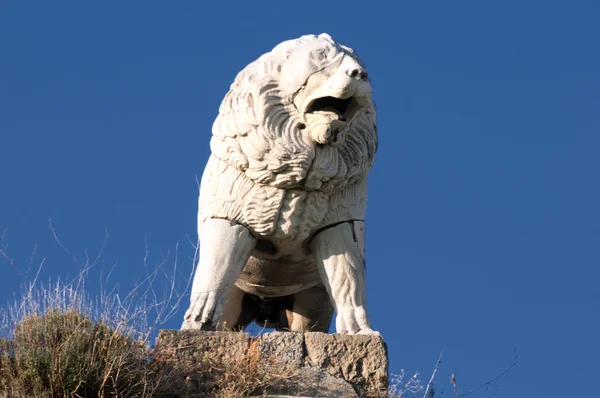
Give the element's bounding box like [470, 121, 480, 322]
[451, 371, 460, 397]
[48, 217, 79, 266]
[423, 351, 443, 398]
[0, 229, 26, 278]
[453, 347, 518, 397]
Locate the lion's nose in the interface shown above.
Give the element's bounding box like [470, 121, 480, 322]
[346, 68, 368, 81]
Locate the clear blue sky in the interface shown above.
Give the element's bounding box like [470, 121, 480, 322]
[1, 1, 599, 397]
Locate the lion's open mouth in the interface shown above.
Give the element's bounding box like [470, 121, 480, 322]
[306, 96, 354, 121]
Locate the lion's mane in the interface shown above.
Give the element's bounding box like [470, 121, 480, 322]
[199, 34, 377, 242]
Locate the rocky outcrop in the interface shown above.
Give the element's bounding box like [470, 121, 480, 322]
[154, 330, 388, 397]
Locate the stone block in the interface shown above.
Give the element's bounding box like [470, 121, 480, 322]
[305, 332, 388, 395]
[154, 330, 388, 397]
[258, 331, 305, 368]
[155, 329, 250, 366]
[265, 367, 357, 397]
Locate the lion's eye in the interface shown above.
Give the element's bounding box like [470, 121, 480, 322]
[314, 48, 328, 62]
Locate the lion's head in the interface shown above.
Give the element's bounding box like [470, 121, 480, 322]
[210, 33, 377, 192]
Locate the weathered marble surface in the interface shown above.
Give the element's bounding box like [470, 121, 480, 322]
[155, 330, 388, 397]
[182, 33, 378, 335]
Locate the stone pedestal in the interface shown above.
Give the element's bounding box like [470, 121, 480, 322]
[154, 330, 388, 397]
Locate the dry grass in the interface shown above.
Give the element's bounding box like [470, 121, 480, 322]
[0, 226, 189, 397]
[387, 369, 425, 398]
[0, 309, 161, 397]
[0, 288, 302, 398]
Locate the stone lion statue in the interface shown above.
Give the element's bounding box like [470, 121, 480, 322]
[182, 33, 378, 334]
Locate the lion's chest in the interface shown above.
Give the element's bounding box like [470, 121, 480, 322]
[243, 186, 330, 243]
[273, 188, 331, 242]
[199, 156, 366, 243]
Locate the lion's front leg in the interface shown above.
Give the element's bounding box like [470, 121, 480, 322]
[310, 221, 377, 335]
[182, 218, 256, 331]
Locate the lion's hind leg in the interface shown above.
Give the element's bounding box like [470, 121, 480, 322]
[282, 284, 334, 333]
[216, 286, 252, 331]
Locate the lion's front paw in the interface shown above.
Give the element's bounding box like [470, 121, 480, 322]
[357, 328, 381, 336]
[335, 306, 373, 335]
[181, 291, 220, 330]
